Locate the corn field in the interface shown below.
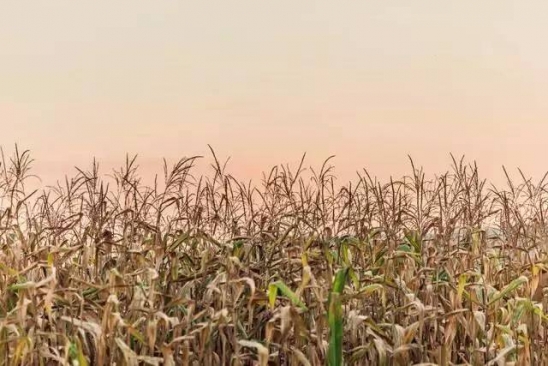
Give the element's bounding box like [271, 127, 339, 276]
[1, 145, 548, 365]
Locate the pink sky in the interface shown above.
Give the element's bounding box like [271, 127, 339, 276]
[1, 1, 548, 187]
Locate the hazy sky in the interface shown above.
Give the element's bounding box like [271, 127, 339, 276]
[1, 1, 548, 186]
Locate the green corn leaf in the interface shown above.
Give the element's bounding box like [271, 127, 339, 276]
[488, 275, 528, 306]
[332, 267, 349, 295]
[268, 283, 278, 309]
[328, 292, 344, 366]
[328, 267, 349, 366]
[268, 281, 307, 310]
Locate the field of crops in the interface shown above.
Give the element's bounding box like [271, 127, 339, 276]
[2, 147, 548, 365]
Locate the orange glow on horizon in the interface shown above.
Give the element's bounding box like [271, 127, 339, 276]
[1, 1, 548, 188]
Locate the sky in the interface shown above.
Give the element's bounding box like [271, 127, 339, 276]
[1, 1, 548, 187]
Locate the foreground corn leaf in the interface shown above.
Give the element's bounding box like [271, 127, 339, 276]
[238, 340, 269, 366]
[488, 276, 528, 306]
[268, 280, 307, 310]
[328, 267, 349, 366]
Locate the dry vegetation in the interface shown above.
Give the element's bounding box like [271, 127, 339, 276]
[2, 145, 548, 365]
